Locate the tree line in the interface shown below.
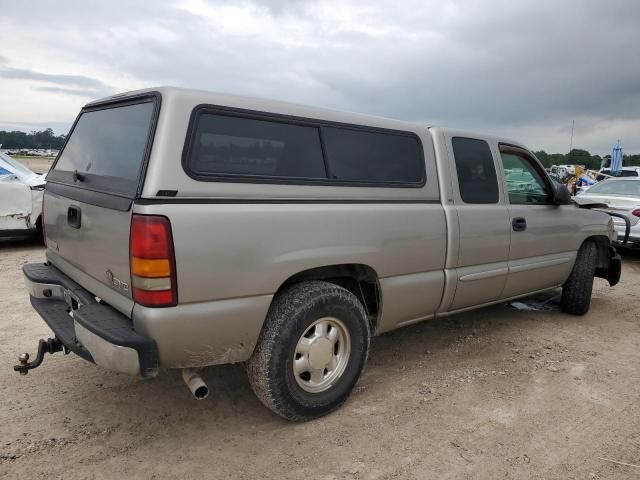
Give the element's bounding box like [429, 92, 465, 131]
[0, 128, 66, 150]
[533, 148, 640, 169]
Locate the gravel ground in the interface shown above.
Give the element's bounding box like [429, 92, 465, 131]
[1, 238, 639, 479]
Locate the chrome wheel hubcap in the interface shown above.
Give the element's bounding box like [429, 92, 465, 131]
[293, 317, 351, 393]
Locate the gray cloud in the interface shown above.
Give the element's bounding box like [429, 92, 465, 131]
[1, 66, 109, 90]
[1, 0, 639, 154]
[31, 85, 113, 98]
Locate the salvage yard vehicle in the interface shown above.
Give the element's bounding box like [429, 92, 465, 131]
[0, 152, 45, 237]
[596, 167, 640, 181]
[15, 87, 622, 421]
[575, 177, 640, 246]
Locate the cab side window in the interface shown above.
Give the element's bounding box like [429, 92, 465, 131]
[451, 137, 499, 204]
[500, 152, 551, 204]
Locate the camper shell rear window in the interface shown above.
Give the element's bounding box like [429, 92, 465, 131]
[183, 106, 426, 187]
[48, 94, 160, 198]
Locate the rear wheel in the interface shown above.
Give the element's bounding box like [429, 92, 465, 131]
[247, 281, 370, 421]
[561, 240, 597, 315]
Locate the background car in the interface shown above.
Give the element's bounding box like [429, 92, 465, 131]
[574, 177, 640, 246]
[595, 166, 640, 181]
[0, 152, 46, 238]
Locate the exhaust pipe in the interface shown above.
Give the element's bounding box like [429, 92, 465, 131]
[181, 368, 209, 400]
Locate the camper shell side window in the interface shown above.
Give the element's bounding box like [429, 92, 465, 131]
[182, 106, 426, 188]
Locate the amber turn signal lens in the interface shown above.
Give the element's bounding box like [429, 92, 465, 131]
[131, 257, 171, 278]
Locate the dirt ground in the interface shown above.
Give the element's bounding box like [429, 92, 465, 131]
[1, 239, 639, 480]
[11, 156, 53, 174]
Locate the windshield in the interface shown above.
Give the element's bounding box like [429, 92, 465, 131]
[52, 100, 155, 196]
[586, 179, 640, 196]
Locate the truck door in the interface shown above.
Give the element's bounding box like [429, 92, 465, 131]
[446, 136, 511, 310]
[497, 145, 578, 297]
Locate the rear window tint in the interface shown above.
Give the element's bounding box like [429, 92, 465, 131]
[452, 137, 499, 204]
[185, 109, 426, 187]
[54, 102, 155, 195]
[187, 114, 326, 179]
[323, 127, 424, 184]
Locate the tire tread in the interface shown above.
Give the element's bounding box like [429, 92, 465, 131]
[561, 241, 597, 315]
[247, 281, 369, 421]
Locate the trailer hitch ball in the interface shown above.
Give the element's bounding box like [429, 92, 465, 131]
[13, 338, 65, 375]
[17, 353, 30, 375]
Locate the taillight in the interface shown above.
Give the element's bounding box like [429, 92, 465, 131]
[130, 214, 177, 307]
[632, 209, 640, 218]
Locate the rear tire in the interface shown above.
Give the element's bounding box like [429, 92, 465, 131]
[247, 281, 370, 421]
[561, 241, 597, 315]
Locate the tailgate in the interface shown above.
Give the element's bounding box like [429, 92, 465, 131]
[43, 94, 159, 316]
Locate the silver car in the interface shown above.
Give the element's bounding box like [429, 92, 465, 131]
[575, 177, 640, 245]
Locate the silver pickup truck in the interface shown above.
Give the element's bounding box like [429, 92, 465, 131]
[15, 87, 621, 421]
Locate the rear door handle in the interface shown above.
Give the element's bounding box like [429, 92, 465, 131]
[512, 217, 527, 232]
[67, 205, 82, 229]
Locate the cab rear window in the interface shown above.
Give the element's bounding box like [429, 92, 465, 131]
[51, 100, 156, 197]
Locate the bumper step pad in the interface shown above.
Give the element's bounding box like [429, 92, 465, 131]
[30, 297, 93, 362]
[22, 263, 158, 377]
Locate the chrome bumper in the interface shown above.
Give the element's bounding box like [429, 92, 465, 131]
[22, 263, 158, 377]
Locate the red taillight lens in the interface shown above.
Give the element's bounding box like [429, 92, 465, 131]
[131, 215, 172, 258]
[130, 214, 177, 307]
[632, 209, 640, 218]
[132, 289, 175, 306]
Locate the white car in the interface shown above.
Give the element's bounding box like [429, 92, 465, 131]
[574, 177, 640, 246]
[0, 153, 46, 237]
[595, 166, 640, 182]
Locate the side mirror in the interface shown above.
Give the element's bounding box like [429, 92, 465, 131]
[552, 181, 572, 205]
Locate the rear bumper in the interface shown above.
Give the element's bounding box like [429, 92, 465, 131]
[23, 263, 158, 377]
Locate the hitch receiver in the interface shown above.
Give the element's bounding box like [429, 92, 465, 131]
[14, 338, 68, 375]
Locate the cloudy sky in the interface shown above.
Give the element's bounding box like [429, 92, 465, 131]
[0, 0, 638, 154]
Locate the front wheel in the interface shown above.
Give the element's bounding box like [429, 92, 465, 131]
[561, 241, 597, 315]
[246, 281, 370, 421]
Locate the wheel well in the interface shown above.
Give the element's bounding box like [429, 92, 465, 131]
[277, 264, 381, 333]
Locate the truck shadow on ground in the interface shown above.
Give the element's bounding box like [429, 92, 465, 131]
[51, 288, 571, 436]
[9, 242, 636, 438]
[0, 235, 43, 250]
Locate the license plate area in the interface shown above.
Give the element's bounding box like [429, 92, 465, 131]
[63, 288, 83, 311]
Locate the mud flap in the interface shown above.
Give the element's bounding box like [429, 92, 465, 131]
[604, 251, 622, 287]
